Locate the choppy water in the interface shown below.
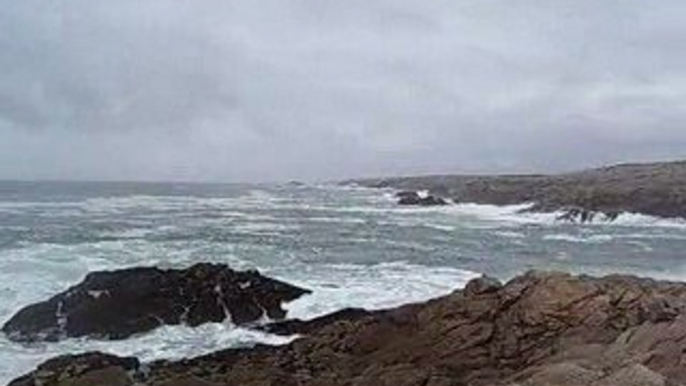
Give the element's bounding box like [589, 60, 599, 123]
[1, 181, 686, 384]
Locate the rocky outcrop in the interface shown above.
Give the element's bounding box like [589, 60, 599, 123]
[353, 160, 686, 221]
[396, 191, 449, 206]
[2, 263, 310, 342]
[7, 352, 141, 386]
[554, 206, 620, 223]
[11, 271, 686, 386]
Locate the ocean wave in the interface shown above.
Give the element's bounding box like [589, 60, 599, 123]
[280, 261, 480, 320]
[232, 222, 300, 234]
[304, 216, 368, 225]
[347, 185, 686, 229]
[494, 231, 526, 238]
[414, 202, 686, 229]
[542, 234, 615, 243]
[608, 213, 686, 229]
[0, 324, 294, 386]
[76, 190, 283, 215]
[374, 218, 457, 232]
[98, 228, 154, 239]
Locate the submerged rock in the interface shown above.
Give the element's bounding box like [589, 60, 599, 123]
[2, 263, 310, 342]
[11, 271, 686, 386]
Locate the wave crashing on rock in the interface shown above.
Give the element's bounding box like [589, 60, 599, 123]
[2, 263, 310, 342]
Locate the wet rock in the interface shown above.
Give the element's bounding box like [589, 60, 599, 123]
[263, 308, 373, 335]
[395, 190, 420, 199]
[463, 275, 502, 296]
[11, 271, 686, 386]
[555, 207, 623, 223]
[396, 191, 448, 206]
[2, 263, 310, 342]
[556, 207, 597, 223]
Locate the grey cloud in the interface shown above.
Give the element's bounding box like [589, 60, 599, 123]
[0, 0, 685, 181]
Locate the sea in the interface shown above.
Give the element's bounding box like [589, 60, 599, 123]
[1, 180, 686, 384]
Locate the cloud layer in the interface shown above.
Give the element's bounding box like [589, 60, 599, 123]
[1, 0, 685, 181]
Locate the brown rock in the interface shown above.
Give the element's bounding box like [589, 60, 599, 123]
[354, 160, 686, 220]
[595, 364, 666, 386]
[10, 271, 686, 386]
[7, 352, 139, 386]
[520, 362, 602, 386]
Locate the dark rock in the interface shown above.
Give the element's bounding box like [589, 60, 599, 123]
[554, 206, 625, 223]
[395, 190, 419, 199]
[262, 308, 373, 335]
[463, 275, 503, 296]
[2, 263, 310, 342]
[396, 191, 448, 206]
[418, 196, 448, 206]
[12, 271, 686, 386]
[556, 206, 597, 223]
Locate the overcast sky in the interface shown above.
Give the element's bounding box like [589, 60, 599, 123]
[1, 1, 685, 182]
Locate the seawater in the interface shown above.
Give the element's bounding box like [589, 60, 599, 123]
[1, 181, 685, 384]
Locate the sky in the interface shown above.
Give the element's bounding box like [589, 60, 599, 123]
[0, 0, 685, 182]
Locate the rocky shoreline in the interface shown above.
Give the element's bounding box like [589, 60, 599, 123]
[351, 160, 686, 222]
[2, 263, 310, 342]
[7, 269, 686, 386]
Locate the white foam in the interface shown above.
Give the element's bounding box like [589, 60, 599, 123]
[0, 324, 294, 385]
[304, 216, 368, 225]
[374, 218, 457, 233]
[626, 240, 654, 252]
[543, 234, 614, 243]
[82, 195, 194, 214]
[422, 223, 456, 232]
[232, 222, 299, 234]
[71, 190, 283, 216]
[417, 190, 430, 199]
[280, 261, 480, 320]
[427, 202, 686, 229]
[609, 212, 686, 229]
[99, 228, 153, 239]
[494, 231, 526, 238]
[402, 202, 557, 225]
